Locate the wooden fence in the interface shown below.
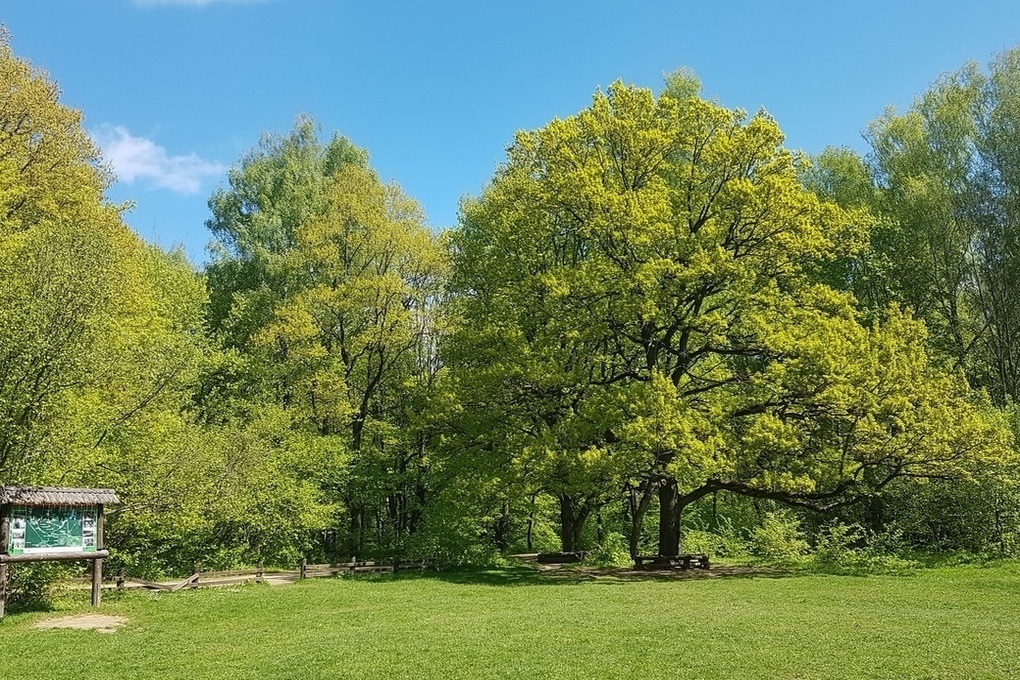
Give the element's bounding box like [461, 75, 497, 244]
[66, 558, 432, 593]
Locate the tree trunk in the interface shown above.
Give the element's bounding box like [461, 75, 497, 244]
[347, 500, 363, 557]
[526, 494, 536, 552]
[407, 437, 428, 536]
[493, 500, 511, 553]
[628, 482, 655, 558]
[657, 478, 681, 557]
[867, 494, 884, 535]
[409, 476, 426, 536]
[711, 490, 719, 531]
[559, 495, 591, 553]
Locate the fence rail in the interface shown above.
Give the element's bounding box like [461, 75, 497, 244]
[66, 558, 434, 592]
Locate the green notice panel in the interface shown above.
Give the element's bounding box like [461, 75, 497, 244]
[7, 506, 98, 555]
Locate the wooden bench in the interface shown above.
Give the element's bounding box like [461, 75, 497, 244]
[634, 553, 710, 570]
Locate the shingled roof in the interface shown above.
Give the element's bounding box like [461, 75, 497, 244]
[0, 487, 120, 507]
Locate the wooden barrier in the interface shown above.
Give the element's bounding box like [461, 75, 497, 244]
[100, 557, 431, 593]
[121, 568, 278, 591]
[300, 559, 400, 578]
[41, 555, 443, 602]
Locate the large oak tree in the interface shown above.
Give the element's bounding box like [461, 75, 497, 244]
[451, 75, 1011, 557]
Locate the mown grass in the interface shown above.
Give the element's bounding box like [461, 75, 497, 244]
[1, 562, 1019, 679]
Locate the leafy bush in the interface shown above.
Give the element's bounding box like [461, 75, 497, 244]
[683, 522, 749, 558]
[866, 524, 910, 556]
[814, 522, 865, 564]
[809, 522, 917, 575]
[4, 562, 77, 610]
[585, 531, 631, 565]
[750, 512, 809, 560]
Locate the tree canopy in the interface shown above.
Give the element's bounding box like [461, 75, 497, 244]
[449, 75, 1011, 556]
[2, 31, 1018, 580]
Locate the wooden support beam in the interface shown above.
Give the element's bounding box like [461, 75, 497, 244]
[91, 558, 103, 607]
[92, 505, 104, 608]
[0, 503, 9, 620]
[169, 573, 200, 592]
[0, 550, 109, 563]
[0, 562, 6, 620]
[124, 576, 173, 591]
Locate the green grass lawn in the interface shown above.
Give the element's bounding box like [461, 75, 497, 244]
[1, 562, 1019, 679]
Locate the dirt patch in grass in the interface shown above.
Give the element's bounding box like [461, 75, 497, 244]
[32, 614, 127, 633]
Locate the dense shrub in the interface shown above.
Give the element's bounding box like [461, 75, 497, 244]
[4, 562, 77, 610]
[749, 512, 809, 560]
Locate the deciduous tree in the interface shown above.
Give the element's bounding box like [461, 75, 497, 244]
[452, 75, 1010, 557]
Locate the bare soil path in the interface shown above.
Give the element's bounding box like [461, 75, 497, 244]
[32, 614, 127, 633]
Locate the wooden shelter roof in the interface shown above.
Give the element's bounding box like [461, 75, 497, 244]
[0, 487, 120, 507]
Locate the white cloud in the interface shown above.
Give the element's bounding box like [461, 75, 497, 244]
[94, 125, 226, 195]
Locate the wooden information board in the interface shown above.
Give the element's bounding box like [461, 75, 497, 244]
[0, 487, 119, 619]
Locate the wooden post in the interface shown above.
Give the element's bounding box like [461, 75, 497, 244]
[92, 505, 105, 607]
[256, 561, 264, 584]
[91, 558, 102, 607]
[0, 561, 6, 620]
[0, 504, 9, 620]
[300, 558, 307, 580]
[97, 505, 105, 551]
[117, 567, 125, 591]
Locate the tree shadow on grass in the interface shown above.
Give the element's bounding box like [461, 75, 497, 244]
[4, 603, 56, 616]
[392, 565, 570, 587]
[1, 599, 60, 620]
[390, 563, 798, 587]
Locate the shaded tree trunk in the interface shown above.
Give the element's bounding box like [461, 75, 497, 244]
[493, 500, 511, 553]
[526, 494, 536, 552]
[657, 481, 718, 556]
[658, 478, 681, 557]
[559, 495, 592, 553]
[628, 482, 655, 558]
[409, 475, 426, 536]
[347, 500, 364, 557]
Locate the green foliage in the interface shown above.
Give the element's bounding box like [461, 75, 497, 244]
[877, 473, 1020, 556]
[0, 29, 110, 236]
[813, 522, 865, 562]
[449, 75, 871, 554]
[101, 412, 333, 577]
[588, 531, 632, 565]
[450, 73, 1013, 559]
[0, 31, 132, 481]
[4, 25, 1020, 585]
[682, 527, 748, 559]
[204, 118, 451, 561]
[807, 523, 918, 575]
[749, 511, 809, 560]
[3, 562, 77, 610]
[0, 35, 222, 524]
[812, 48, 1020, 407]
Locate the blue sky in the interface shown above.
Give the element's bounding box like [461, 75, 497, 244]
[5, 0, 1020, 264]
